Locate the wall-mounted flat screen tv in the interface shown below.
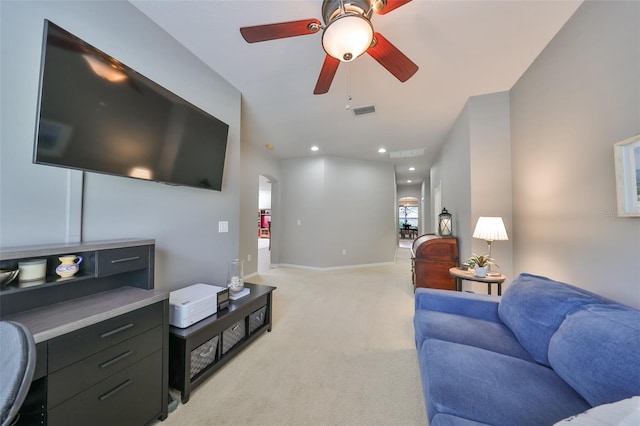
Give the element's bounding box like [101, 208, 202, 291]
[34, 20, 229, 191]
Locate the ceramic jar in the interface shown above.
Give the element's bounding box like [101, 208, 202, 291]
[18, 259, 47, 282]
[56, 255, 83, 278]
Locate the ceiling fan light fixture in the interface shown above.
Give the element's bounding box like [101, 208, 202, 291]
[322, 14, 373, 62]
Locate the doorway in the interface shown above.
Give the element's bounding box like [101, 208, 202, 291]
[399, 196, 419, 248]
[258, 175, 271, 273]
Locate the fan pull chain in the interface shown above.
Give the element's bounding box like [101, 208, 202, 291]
[345, 63, 352, 110]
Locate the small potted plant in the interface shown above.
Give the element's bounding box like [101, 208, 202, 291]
[467, 253, 497, 278]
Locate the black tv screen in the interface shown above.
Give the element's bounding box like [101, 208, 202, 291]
[34, 20, 229, 191]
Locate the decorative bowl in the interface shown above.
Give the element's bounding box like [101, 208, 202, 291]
[0, 269, 19, 288]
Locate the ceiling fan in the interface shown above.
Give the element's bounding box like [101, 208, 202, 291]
[240, 0, 418, 95]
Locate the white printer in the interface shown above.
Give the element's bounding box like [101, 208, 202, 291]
[169, 283, 230, 328]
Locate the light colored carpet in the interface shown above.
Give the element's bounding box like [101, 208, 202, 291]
[158, 247, 427, 426]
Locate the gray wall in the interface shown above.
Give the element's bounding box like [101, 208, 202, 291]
[510, 0, 640, 307]
[0, 1, 241, 292]
[430, 92, 514, 290]
[278, 156, 396, 269]
[431, 103, 472, 251]
[239, 142, 281, 276]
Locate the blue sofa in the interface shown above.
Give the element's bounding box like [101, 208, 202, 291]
[414, 273, 640, 426]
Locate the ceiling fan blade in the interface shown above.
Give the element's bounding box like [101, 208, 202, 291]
[240, 19, 321, 43]
[314, 55, 340, 95]
[367, 32, 418, 82]
[376, 0, 412, 15]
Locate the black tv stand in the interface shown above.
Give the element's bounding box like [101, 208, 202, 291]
[168, 282, 276, 403]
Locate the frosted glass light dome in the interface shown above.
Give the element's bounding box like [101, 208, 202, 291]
[322, 14, 373, 62]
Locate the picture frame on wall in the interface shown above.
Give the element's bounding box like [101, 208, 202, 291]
[614, 134, 640, 217]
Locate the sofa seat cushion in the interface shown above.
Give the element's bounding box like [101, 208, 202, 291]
[549, 304, 640, 407]
[414, 310, 535, 362]
[420, 339, 590, 426]
[498, 273, 613, 366]
[431, 413, 492, 426]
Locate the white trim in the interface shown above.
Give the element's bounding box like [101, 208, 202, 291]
[271, 262, 395, 272]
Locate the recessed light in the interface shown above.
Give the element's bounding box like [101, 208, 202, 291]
[407, 180, 412, 183]
[378, 148, 387, 154]
[311, 146, 319, 151]
[265, 144, 274, 150]
[409, 167, 415, 171]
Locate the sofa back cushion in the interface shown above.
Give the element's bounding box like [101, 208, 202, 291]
[548, 304, 640, 407]
[498, 274, 611, 365]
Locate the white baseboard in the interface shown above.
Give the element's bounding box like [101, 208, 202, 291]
[271, 261, 394, 272]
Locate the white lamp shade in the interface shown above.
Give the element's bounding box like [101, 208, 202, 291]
[322, 14, 373, 62]
[472, 217, 509, 241]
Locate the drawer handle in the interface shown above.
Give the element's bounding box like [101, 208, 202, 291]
[100, 323, 134, 338]
[232, 324, 239, 332]
[98, 379, 131, 401]
[199, 345, 215, 358]
[99, 350, 133, 369]
[110, 256, 141, 264]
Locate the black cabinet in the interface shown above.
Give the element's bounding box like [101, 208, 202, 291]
[169, 283, 276, 403]
[47, 351, 163, 426]
[1, 239, 168, 426]
[0, 240, 155, 316]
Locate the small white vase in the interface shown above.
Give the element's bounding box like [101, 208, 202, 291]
[474, 266, 488, 278]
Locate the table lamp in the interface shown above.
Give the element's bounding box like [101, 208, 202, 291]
[472, 217, 508, 276]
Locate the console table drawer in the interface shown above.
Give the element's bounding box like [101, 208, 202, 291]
[222, 320, 245, 354]
[248, 305, 267, 334]
[48, 302, 162, 372]
[48, 350, 163, 426]
[190, 335, 219, 379]
[48, 325, 162, 408]
[96, 246, 149, 277]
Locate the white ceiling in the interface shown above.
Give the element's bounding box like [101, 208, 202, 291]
[131, 0, 582, 187]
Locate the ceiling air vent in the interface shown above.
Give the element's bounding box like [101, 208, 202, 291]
[353, 105, 376, 116]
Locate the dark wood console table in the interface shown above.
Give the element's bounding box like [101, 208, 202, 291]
[168, 282, 276, 404]
[449, 267, 506, 295]
[0, 239, 169, 425]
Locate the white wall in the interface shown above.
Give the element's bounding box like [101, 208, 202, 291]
[510, 0, 640, 307]
[0, 1, 241, 292]
[431, 103, 472, 257]
[279, 156, 396, 269]
[468, 93, 513, 283]
[421, 178, 431, 233]
[431, 92, 514, 291]
[240, 142, 281, 276]
[397, 185, 422, 201]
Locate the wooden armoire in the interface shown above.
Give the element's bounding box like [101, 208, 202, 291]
[411, 234, 459, 291]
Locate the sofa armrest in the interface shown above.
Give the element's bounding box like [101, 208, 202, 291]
[415, 288, 502, 323]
